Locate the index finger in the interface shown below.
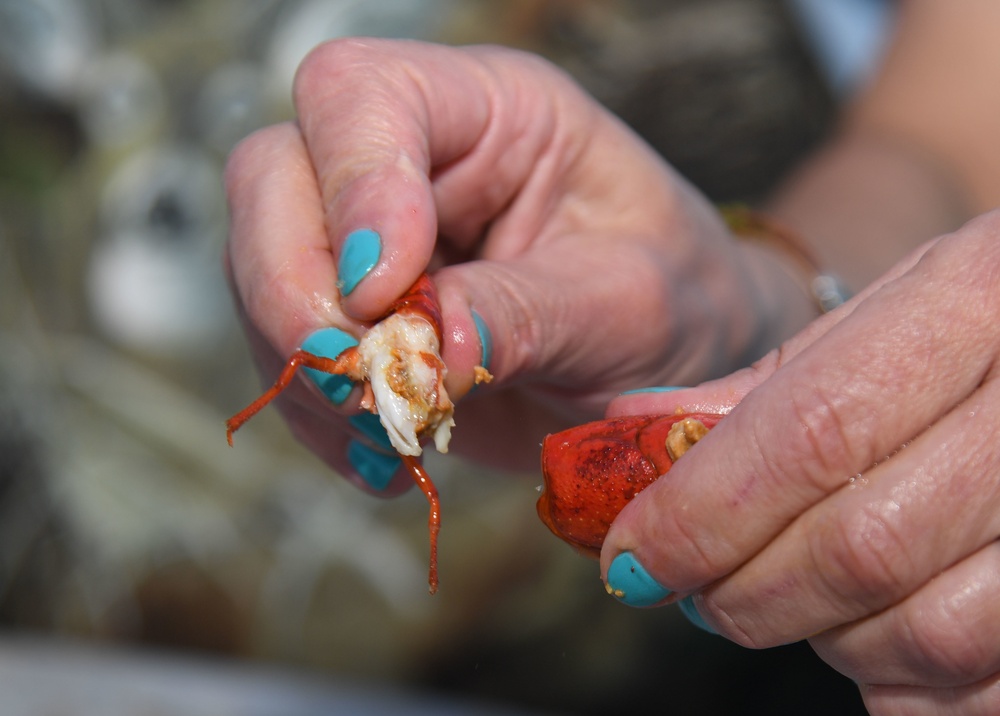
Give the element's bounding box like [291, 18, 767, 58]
[225, 121, 360, 356]
[292, 38, 555, 319]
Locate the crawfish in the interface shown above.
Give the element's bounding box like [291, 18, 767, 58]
[537, 412, 724, 557]
[227, 274, 489, 594]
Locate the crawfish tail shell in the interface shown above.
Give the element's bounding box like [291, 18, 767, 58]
[537, 413, 724, 556]
[538, 416, 663, 558]
[635, 412, 723, 473]
[388, 274, 443, 342]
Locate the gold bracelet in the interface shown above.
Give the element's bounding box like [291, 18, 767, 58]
[720, 204, 850, 313]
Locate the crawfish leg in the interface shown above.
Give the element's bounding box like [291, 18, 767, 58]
[401, 455, 441, 595]
[226, 348, 359, 445]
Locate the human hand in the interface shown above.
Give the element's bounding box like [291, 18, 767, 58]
[601, 210, 1000, 715]
[224, 38, 814, 493]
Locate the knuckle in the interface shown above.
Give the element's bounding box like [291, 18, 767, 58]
[917, 213, 1000, 317]
[786, 383, 871, 476]
[750, 381, 875, 501]
[293, 38, 412, 120]
[698, 595, 764, 649]
[976, 676, 1000, 712]
[293, 37, 372, 101]
[223, 125, 287, 193]
[902, 594, 994, 684]
[963, 207, 1000, 241]
[807, 503, 913, 613]
[661, 507, 736, 580]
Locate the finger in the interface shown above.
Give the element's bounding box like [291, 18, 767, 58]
[602, 216, 1000, 595]
[292, 39, 572, 319]
[225, 122, 360, 357]
[696, 375, 1000, 646]
[811, 541, 1000, 688]
[861, 673, 1000, 716]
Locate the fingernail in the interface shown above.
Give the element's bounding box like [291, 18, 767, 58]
[337, 228, 382, 296]
[678, 595, 718, 635]
[348, 440, 401, 491]
[619, 386, 687, 396]
[349, 413, 394, 452]
[471, 309, 492, 371]
[605, 551, 671, 607]
[301, 328, 358, 405]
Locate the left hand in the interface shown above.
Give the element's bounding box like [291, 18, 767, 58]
[225, 39, 815, 486]
[601, 210, 1000, 716]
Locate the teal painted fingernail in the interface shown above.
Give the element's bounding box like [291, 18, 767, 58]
[471, 309, 492, 370]
[605, 552, 671, 607]
[301, 328, 358, 405]
[679, 595, 718, 635]
[337, 228, 381, 296]
[348, 440, 401, 491]
[349, 413, 393, 452]
[620, 386, 687, 396]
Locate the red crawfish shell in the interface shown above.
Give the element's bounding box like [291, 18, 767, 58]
[537, 413, 723, 557]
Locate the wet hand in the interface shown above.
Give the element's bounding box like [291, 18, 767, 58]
[603, 211, 1000, 715]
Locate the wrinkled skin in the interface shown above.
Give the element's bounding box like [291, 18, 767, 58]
[604, 212, 1000, 716]
[226, 1, 1000, 711]
[224, 39, 812, 495]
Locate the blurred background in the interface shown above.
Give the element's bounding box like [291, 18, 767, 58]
[0, 0, 889, 713]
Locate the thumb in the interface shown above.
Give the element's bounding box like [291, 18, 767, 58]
[432, 224, 736, 415]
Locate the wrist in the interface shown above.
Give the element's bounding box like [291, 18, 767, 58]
[735, 241, 818, 362]
[723, 206, 850, 315]
[722, 207, 847, 364]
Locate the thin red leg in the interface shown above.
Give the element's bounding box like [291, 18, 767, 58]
[227, 273, 448, 594]
[402, 455, 440, 595]
[226, 349, 357, 445]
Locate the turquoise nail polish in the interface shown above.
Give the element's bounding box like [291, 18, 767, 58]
[301, 328, 358, 404]
[619, 386, 687, 396]
[678, 595, 718, 635]
[471, 309, 492, 371]
[337, 228, 381, 295]
[349, 413, 394, 452]
[348, 440, 401, 491]
[606, 551, 672, 607]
